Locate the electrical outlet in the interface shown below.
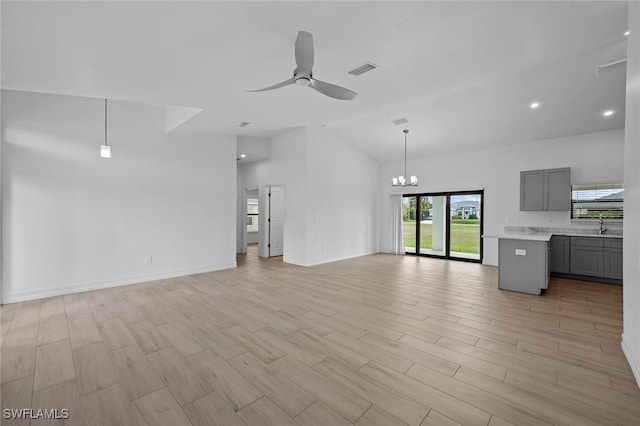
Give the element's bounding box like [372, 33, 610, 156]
[144, 256, 152, 265]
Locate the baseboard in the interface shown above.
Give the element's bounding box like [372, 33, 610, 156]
[1, 262, 237, 304]
[622, 335, 640, 389]
[282, 256, 308, 267]
[306, 251, 378, 267]
[551, 272, 622, 285]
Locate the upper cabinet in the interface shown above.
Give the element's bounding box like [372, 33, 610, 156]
[520, 167, 570, 211]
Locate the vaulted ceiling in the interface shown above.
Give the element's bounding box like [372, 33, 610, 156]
[2, 1, 628, 161]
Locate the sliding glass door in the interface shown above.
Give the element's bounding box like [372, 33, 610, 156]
[417, 195, 447, 257]
[449, 193, 482, 260]
[402, 196, 417, 253]
[404, 190, 483, 262]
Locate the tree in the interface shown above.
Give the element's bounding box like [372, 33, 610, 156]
[403, 198, 417, 221]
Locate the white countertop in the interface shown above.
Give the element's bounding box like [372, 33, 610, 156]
[551, 232, 622, 239]
[483, 226, 622, 241]
[484, 232, 552, 242]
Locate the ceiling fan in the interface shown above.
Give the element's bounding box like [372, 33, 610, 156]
[248, 31, 357, 101]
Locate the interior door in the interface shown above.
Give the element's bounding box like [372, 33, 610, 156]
[268, 186, 284, 257]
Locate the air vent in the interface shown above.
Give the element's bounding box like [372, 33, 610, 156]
[392, 118, 408, 126]
[348, 62, 378, 76]
[597, 58, 627, 74]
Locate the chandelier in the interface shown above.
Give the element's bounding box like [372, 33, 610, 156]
[391, 129, 418, 186]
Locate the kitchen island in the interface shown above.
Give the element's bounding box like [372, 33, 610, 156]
[498, 234, 550, 295]
[493, 227, 623, 295]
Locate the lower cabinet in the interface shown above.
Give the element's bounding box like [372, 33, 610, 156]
[550, 236, 570, 273]
[569, 236, 622, 281]
[570, 245, 604, 277]
[603, 238, 623, 280]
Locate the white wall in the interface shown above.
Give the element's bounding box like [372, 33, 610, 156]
[0, 4, 3, 304]
[237, 136, 270, 161]
[239, 128, 309, 264]
[380, 129, 625, 266]
[266, 128, 309, 265]
[306, 127, 380, 265]
[622, 2, 640, 387]
[236, 153, 245, 254]
[238, 127, 380, 266]
[1, 90, 237, 303]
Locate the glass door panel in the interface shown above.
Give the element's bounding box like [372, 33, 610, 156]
[449, 193, 482, 260]
[418, 195, 447, 257]
[402, 196, 417, 254]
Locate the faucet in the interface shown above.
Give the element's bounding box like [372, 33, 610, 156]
[599, 214, 607, 235]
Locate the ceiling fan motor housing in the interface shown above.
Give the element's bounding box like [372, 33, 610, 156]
[294, 70, 312, 86]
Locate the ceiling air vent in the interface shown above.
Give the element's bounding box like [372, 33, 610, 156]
[597, 58, 627, 74]
[392, 118, 408, 126]
[348, 62, 378, 76]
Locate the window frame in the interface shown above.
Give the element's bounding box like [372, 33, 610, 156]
[570, 183, 623, 222]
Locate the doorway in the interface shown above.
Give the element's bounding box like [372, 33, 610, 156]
[267, 185, 284, 258]
[245, 188, 259, 253]
[402, 190, 483, 262]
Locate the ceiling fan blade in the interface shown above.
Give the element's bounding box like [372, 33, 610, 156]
[310, 78, 357, 100]
[295, 31, 314, 74]
[247, 77, 296, 92]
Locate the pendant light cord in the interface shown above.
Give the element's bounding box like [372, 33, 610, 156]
[104, 98, 108, 147]
[403, 129, 408, 178]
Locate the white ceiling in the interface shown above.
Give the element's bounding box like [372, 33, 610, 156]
[1, 1, 628, 161]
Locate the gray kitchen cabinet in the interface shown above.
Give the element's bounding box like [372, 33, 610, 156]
[499, 238, 549, 295]
[558, 236, 623, 283]
[570, 245, 604, 276]
[550, 235, 570, 273]
[520, 170, 545, 210]
[520, 167, 570, 211]
[603, 238, 623, 280]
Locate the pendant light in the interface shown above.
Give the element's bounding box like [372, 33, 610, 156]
[391, 129, 418, 186]
[100, 98, 111, 158]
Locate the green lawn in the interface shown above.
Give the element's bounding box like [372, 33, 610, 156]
[404, 220, 480, 254]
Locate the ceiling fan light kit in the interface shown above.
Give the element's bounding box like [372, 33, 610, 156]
[248, 31, 357, 100]
[392, 129, 418, 187]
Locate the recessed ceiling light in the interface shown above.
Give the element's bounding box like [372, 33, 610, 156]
[625, 31, 630, 36]
[529, 102, 540, 109]
[240, 154, 247, 158]
[603, 110, 614, 117]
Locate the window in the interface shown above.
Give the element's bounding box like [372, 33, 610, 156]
[247, 198, 259, 232]
[571, 183, 623, 220]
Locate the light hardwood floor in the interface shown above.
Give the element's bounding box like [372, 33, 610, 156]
[1, 249, 639, 425]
